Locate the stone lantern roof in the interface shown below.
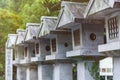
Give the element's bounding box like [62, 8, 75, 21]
[15, 29, 26, 46]
[39, 16, 58, 38]
[24, 23, 40, 42]
[6, 34, 17, 48]
[84, 0, 120, 19]
[57, 1, 87, 28]
[39, 16, 71, 38]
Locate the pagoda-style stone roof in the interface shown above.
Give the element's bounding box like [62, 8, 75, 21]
[57, 1, 87, 28]
[6, 34, 17, 48]
[24, 23, 40, 42]
[84, 0, 120, 19]
[15, 29, 26, 45]
[39, 16, 57, 38]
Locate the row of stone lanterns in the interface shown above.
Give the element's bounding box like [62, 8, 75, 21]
[85, 0, 120, 80]
[5, 0, 120, 80]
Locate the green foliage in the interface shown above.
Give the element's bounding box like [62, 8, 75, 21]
[19, 0, 48, 28]
[0, 9, 22, 48]
[8, 0, 61, 29]
[7, 0, 89, 29]
[89, 61, 100, 80]
[0, 9, 22, 79]
[73, 63, 77, 80]
[0, 0, 7, 8]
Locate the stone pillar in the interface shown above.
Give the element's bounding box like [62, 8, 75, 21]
[38, 64, 53, 80]
[105, 76, 107, 80]
[30, 66, 38, 80]
[77, 61, 94, 80]
[26, 67, 30, 80]
[5, 48, 13, 80]
[26, 66, 38, 80]
[17, 46, 24, 60]
[113, 57, 120, 80]
[17, 66, 26, 80]
[53, 63, 73, 80]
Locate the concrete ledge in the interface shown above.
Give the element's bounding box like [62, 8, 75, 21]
[20, 59, 30, 64]
[46, 54, 67, 61]
[67, 49, 104, 57]
[31, 56, 45, 62]
[13, 59, 20, 65]
[98, 41, 120, 52]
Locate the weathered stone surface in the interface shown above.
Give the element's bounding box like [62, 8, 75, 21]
[57, 1, 87, 28]
[39, 16, 57, 37]
[5, 48, 13, 80]
[38, 64, 53, 80]
[77, 61, 95, 80]
[66, 22, 104, 58]
[16, 29, 26, 45]
[46, 32, 72, 60]
[17, 66, 26, 80]
[84, 0, 120, 19]
[6, 34, 17, 80]
[26, 66, 38, 80]
[6, 34, 17, 48]
[53, 63, 73, 80]
[98, 12, 120, 56]
[113, 57, 120, 80]
[25, 23, 40, 42]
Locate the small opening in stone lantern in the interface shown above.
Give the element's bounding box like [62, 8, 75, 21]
[108, 16, 118, 39]
[45, 45, 50, 51]
[104, 28, 107, 44]
[64, 42, 69, 47]
[51, 38, 56, 52]
[24, 47, 27, 57]
[73, 29, 80, 46]
[13, 66, 17, 80]
[90, 33, 96, 41]
[13, 49, 16, 60]
[35, 43, 39, 54]
[32, 49, 35, 57]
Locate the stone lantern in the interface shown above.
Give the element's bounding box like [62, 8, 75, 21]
[56, 1, 104, 80]
[24, 23, 40, 62]
[25, 23, 51, 63]
[13, 29, 26, 80]
[13, 29, 26, 65]
[21, 23, 40, 64]
[6, 34, 17, 80]
[23, 22, 52, 80]
[23, 23, 41, 80]
[39, 16, 73, 80]
[84, 0, 120, 80]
